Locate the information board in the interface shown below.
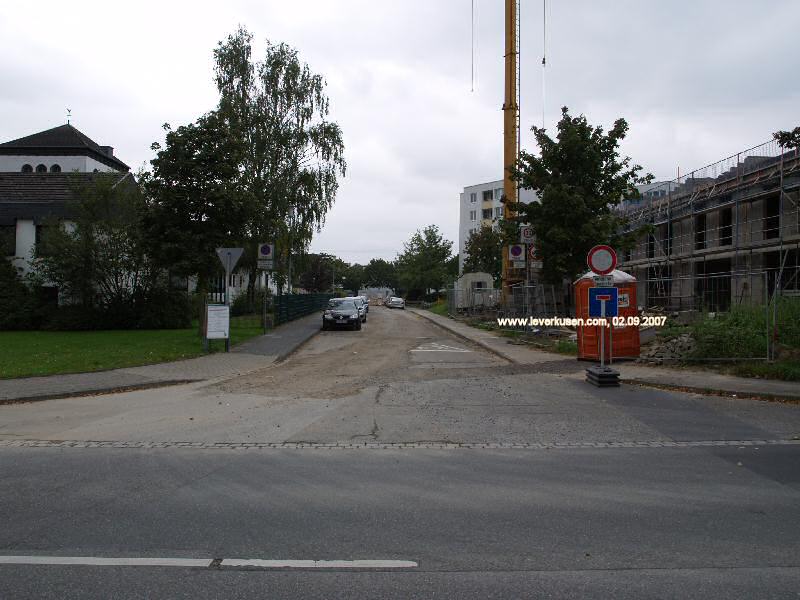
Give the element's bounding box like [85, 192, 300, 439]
[206, 304, 230, 340]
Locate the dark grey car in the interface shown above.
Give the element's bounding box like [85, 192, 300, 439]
[322, 299, 362, 331]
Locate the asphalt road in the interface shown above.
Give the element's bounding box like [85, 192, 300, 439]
[2, 307, 799, 598]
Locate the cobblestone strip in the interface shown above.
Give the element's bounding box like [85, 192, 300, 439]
[1, 439, 798, 451]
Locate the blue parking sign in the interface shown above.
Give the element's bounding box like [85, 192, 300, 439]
[588, 287, 618, 318]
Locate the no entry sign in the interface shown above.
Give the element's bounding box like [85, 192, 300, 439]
[587, 245, 617, 275]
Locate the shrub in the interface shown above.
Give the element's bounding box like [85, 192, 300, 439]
[137, 288, 191, 329]
[0, 260, 45, 330]
[231, 289, 271, 317]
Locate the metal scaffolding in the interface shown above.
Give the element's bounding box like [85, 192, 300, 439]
[617, 139, 800, 314]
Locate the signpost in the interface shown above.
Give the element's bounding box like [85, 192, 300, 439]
[213, 247, 244, 352]
[509, 244, 526, 269]
[585, 245, 620, 387]
[592, 275, 614, 287]
[519, 225, 535, 244]
[587, 244, 617, 276]
[257, 242, 274, 271]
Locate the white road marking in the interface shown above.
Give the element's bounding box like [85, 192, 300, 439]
[0, 556, 212, 567]
[221, 559, 418, 568]
[0, 556, 418, 569]
[410, 343, 471, 353]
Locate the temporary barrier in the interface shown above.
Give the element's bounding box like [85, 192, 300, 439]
[575, 269, 640, 361]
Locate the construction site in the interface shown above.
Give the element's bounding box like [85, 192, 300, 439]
[618, 138, 800, 313]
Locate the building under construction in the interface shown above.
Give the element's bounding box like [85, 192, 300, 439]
[618, 138, 800, 312]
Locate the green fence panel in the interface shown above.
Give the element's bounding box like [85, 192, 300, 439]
[274, 294, 332, 326]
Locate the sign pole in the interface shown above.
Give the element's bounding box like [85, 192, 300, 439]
[599, 300, 605, 369]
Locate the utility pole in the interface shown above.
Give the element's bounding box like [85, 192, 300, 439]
[502, 0, 520, 300]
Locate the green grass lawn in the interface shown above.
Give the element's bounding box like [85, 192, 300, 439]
[0, 316, 265, 379]
[427, 301, 449, 316]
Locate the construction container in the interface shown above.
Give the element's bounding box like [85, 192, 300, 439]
[575, 269, 640, 361]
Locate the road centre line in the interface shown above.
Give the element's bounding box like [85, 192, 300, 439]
[221, 559, 418, 568]
[0, 556, 212, 567]
[0, 556, 418, 569]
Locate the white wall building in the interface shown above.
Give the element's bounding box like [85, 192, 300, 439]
[458, 179, 538, 273]
[1, 124, 130, 275]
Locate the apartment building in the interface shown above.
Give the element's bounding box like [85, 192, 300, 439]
[458, 180, 538, 273]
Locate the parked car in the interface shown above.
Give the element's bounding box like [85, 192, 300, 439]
[359, 295, 370, 313]
[346, 296, 367, 322]
[386, 296, 405, 309]
[322, 298, 362, 330]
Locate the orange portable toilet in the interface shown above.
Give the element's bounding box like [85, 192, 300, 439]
[575, 269, 640, 361]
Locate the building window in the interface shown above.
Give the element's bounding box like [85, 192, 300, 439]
[470, 193, 477, 203]
[50, 164, 61, 173]
[1, 224, 15, 256]
[719, 207, 732, 246]
[764, 197, 780, 239]
[495, 188, 504, 200]
[482, 208, 493, 219]
[469, 210, 477, 222]
[494, 207, 502, 218]
[21, 164, 33, 173]
[482, 190, 493, 202]
[35, 164, 47, 173]
[695, 214, 706, 250]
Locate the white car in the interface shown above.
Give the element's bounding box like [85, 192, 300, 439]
[386, 296, 405, 309]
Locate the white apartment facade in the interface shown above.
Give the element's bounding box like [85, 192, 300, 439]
[458, 179, 538, 273]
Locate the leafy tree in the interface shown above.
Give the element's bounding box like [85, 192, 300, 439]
[463, 224, 504, 284]
[510, 107, 652, 283]
[396, 225, 453, 298]
[774, 127, 800, 149]
[341, 263, 365, 295]
[363, 258, 397, 289]
[33, 174, 187, 328]
[296, 252, 335, 293]
[213, 27, 346, 293]
[141, 114, 248, 290]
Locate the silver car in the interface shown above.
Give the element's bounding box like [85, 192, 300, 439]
[386, 296, 405, 309]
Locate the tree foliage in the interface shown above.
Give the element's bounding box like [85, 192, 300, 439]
[296, 253, 336, 293]
[396, 225, 453, 298]
[141, 113, 247, 287]
[33, 175, 189, 329]
[212, 27, 346, 290]
[774, 127, 800, 149]
[363, 258, 397, 289]
[511, 107, 652, 283]
[463, 224, 503, 284]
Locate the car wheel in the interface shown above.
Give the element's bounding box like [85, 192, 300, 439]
[356, 320, 362, 331]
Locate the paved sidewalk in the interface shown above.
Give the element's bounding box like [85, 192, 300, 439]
[410, 308, 800, 401]
[0, 312, 323, 403]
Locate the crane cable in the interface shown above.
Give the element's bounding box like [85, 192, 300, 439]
[542, 0, 547, 129]
[471, 0, 475, 92]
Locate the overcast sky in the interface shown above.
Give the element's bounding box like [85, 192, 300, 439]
[2, 1, 798, 263]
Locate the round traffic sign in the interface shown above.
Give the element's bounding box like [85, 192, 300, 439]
[259, 243, 272, 257]
[587, 245, 617, 275]
[509, 244, 524, 258]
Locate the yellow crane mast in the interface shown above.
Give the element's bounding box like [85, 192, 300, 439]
[502, 0, 521, 297]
